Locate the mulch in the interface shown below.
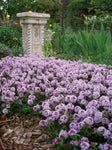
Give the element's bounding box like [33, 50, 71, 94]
[0, 114, 55, 150]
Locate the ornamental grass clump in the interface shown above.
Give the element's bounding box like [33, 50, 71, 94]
[0, 55, 112, 149]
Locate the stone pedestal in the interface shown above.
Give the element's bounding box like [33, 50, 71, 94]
[17, 12, 50, 56]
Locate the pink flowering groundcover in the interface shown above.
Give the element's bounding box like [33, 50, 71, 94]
[0, 55, 112, 150]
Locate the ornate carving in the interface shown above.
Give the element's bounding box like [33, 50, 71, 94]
[27, 24, 32, 55]
[22, 24, 28, 55]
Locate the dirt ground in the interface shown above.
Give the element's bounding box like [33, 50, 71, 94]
[0, 114, 55, 150]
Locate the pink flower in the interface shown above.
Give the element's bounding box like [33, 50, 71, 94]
[94, 111, 103, 123]
[70, 140, 79, 146]
[108, 123, 112, 132]
[78, 109, 87, 118]
[84, 117, 94, 126]
[59, 130, 68, 139]
[80, 141, 90, 150]
[27, 99, 33, 105]
[33, 104, 40, 111]
[39, 120, 48, 127]
[59, 114, 68, 124]
[2, 108, 8, 114]
[68, 129, 77, 136]
[69, 122, 77, 129]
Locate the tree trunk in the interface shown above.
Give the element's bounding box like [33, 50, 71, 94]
[61, 0, 65, 35]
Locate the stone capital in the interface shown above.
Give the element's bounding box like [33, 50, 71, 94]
[17, 12, 50, 25]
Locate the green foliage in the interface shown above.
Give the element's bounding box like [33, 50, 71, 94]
[0, 19, 23, 56]
[65, 0, 90, 31]
[0, 0, 36, 20]
[11, 45, 23, 57]
[51, 23, 112, 65]
[83, 15, 112, 32]
[0, 92, 46, 118]
[89, 0, 112, 16]
[1, 0, 112, 33]
[51, 23, 62, 53]
[98, 48, 112, 66]
[83, 0, 112, 31]
[55, 143, 74, 150]
[74, 24, 112, 60]
[34, 0, 61, 23]
[0, 42, 13, 59]
[0, 21, 22, 48]
[43, 29, 54, 57]
[0, 0, 60, 23]
[43, 39, 53, 57]
[64, 0, 112, 32]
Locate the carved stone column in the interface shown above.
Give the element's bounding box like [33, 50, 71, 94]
[17, 12, 50, 56]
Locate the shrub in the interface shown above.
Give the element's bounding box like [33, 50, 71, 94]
[0, 55, 112, 149]
[0, 19, 22, 47]
[0, 19, 23, 56]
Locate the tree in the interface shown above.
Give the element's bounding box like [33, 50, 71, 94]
[0, 0, 7, 19]
[64, 0, 90, 31]
[60, 0, 66, 34]
[34, 0, 61, 23]
[0, 0, 61, 23]
[89, 0, 112, 16]
[0, 0, 35, 19]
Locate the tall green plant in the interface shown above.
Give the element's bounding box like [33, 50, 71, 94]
[73, 24, 112, 61]
[51, 23, 62, 53]
[51, 23, 112, 64]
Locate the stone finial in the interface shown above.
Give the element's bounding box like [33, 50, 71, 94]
[17, 12, 50, 56]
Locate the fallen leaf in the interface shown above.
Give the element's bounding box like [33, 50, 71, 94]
[3, 129, 13, 137]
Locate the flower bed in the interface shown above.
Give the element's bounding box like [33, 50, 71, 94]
[0, 55, 112, 150]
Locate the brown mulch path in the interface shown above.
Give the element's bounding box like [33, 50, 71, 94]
[0, 114, 55, 150]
